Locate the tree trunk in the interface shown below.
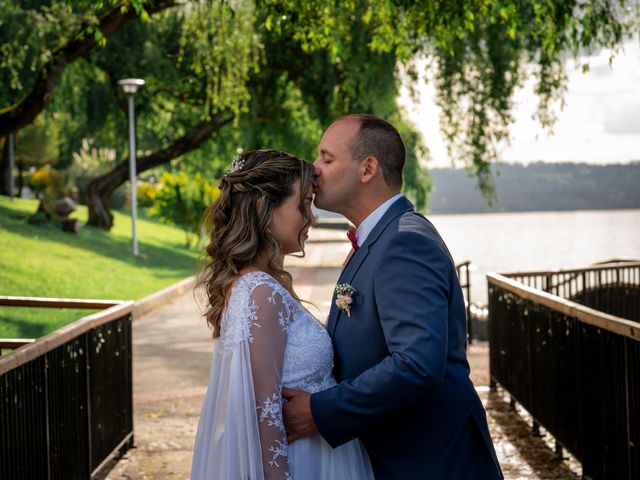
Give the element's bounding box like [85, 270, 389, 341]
[87, 113, 233, 230]
[86, 161, 129, 229]
[0, 137, 7, 196]
[17, 163, 24, 197]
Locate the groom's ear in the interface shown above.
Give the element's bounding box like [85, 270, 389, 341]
[360, 155, 379, 184]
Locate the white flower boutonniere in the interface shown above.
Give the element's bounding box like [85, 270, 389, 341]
[335, 283, 356, 317]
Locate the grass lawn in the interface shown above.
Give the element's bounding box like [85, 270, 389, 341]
[0, 196, 200, 339]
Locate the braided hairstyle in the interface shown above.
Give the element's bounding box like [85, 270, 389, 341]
[199, 150, 315, 337]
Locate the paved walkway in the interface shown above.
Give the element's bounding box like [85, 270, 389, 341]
[107, 230, 581, 479]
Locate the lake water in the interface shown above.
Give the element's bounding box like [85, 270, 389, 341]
[427, 209, 640, 304]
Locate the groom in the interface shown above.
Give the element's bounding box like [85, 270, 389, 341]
[283, 114, 503, 479]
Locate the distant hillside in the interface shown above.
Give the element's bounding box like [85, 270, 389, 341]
[427, 162, 640, 214]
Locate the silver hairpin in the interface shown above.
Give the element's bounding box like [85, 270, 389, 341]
[229, 155, 245, 173]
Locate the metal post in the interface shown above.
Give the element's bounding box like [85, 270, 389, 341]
[126, 95, 139, 257]
[554, 440, 564, 459]
[531, 420, 541, 437]
[8, 132, 15, 199]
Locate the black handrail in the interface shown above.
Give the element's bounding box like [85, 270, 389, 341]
[455, 260, 473, 341]
[0, 298, 134, 479]
[505, 262, 640, 322]
[488, 265, 640, 479]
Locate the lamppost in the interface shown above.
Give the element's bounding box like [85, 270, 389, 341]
[117, 78, 145, 256]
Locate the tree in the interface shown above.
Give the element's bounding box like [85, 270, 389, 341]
[148, 171, 220, 247]
[0, 0, 179, 195]
[13, 115, 61, 195]
[83, 0, 433, 229]
[259, 0, 638, 196]
[83, 0, 257, 228]
[2, 0, 637, 213]
[0, 0, 178, 136]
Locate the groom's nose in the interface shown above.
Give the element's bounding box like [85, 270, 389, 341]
[313, 164, 322, 177]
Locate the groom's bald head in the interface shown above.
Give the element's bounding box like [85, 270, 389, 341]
[337, 114, 406, 190]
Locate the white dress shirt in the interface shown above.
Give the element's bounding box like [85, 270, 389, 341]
[355, 194, 403, 247]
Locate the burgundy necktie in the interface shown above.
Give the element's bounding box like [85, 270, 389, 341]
[347, 229, 359, 251]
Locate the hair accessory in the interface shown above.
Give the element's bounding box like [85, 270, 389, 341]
[229, 155, 246, 173]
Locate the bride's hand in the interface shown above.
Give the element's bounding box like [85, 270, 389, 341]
[282, 388, 318, 443]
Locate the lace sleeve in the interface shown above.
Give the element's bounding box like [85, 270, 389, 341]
[249, 283, 292, 480]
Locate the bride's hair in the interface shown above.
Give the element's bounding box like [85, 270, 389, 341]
[199, 149, 315, 337]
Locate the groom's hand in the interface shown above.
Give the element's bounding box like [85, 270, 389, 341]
[282, 388, 318, 443]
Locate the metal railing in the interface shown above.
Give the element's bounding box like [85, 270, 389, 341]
[455, 260, 473, 341]
[0, 296, 134, 479]
[506, 261, 640, 321]
[488, 262, 640, 479]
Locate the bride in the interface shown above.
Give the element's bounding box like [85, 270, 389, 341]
[190, 150, 373, 479]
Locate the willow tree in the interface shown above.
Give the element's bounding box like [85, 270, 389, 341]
[81, 1, 258, 228]
[2, 0, 637, 218]
[0, 0, 180, 196]
[0, 1, 183, 136]
[260, 0, 637, 196]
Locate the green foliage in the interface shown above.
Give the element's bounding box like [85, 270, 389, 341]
[30, 165, 66, 196]
[1, 0, 258, 161]
[148, 171, 220, 246]
[0, 0, 146, 107]
[67, 138, 118, 202]
[2, 0, 638, 206]
[137, 181, 157, 208]
[253, 1, 431, 206]
[14, 115, 60, 169]
[260, 0, 638, 196]
[46, 60, 117, 168]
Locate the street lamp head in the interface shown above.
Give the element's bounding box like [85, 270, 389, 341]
[118, 78, 145, 95]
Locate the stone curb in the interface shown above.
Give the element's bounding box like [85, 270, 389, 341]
[132, 275, 197, 320]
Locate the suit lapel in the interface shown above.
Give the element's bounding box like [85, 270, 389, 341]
[327, 196, 415, 338]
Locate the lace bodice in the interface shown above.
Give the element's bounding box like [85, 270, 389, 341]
[218, 271, 336, 480]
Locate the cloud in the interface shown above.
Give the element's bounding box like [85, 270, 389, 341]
[604, 105, 640, 134]
[398, 40, 640, 167]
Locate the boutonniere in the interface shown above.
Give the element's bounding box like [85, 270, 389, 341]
[335, 283, 356, 317]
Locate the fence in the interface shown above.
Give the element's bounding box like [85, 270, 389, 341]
[507, 261, 640, 321]
[455, 260, 473, 341]
[488, 262, 640, 479]
[0, 296, 134, 479]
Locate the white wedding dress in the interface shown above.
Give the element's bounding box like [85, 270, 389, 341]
[191, 271, 374, 479]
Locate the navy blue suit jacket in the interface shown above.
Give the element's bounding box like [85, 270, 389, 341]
[310, 197, 503, 479]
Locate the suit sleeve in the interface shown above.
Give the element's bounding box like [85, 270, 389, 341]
[310, 229, 452, 447]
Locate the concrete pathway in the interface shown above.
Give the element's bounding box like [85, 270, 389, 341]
[106, 229, 582, 479]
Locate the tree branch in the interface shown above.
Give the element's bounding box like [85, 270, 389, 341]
[86, 110, 234, 229]
[0, 0, 179, 136]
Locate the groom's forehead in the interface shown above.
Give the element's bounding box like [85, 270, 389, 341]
[320, 119, 359, 149]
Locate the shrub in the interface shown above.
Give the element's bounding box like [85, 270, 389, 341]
[137, 181, 158, 208]
[148, 171, 219, 247]
[30, 165, 67, 197]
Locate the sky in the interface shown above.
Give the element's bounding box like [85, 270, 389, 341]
[398, 38, 640, 169]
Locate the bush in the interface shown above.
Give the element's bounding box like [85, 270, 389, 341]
[148, 171, 219, 247]
[137, 181, 158, 208]
[30, 165, 67, 197]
